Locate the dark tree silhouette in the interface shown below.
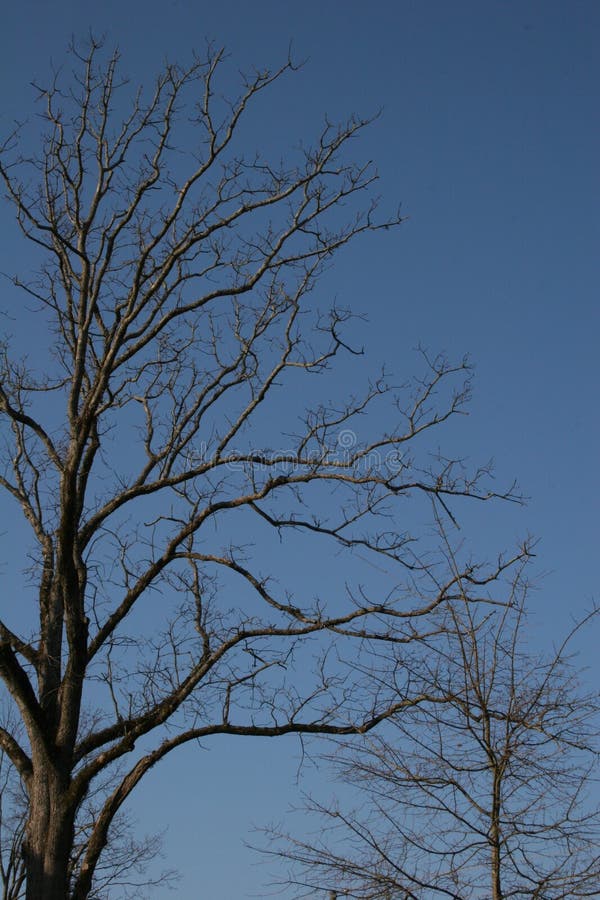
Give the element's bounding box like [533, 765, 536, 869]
[0, 39, 521, 898]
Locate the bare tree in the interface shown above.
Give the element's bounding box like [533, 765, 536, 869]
[0, 39, 522, 898]
[266, 554, 600, 899]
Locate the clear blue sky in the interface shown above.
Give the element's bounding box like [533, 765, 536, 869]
[1, 1, 599, 897]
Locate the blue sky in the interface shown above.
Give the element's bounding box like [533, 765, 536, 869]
[1, 1, 599, 897]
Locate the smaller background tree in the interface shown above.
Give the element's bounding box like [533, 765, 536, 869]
[266, 547, 600, 899]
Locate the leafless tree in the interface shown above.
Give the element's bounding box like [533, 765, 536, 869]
[0, 38, 522, 898]
[266, 551, 600, 899]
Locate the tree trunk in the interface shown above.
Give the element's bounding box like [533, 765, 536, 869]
[490, 770, 503, 900]
[24, 767, 75, 900]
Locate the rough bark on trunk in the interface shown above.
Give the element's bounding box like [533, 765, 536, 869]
[24, 767, 75, 900]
